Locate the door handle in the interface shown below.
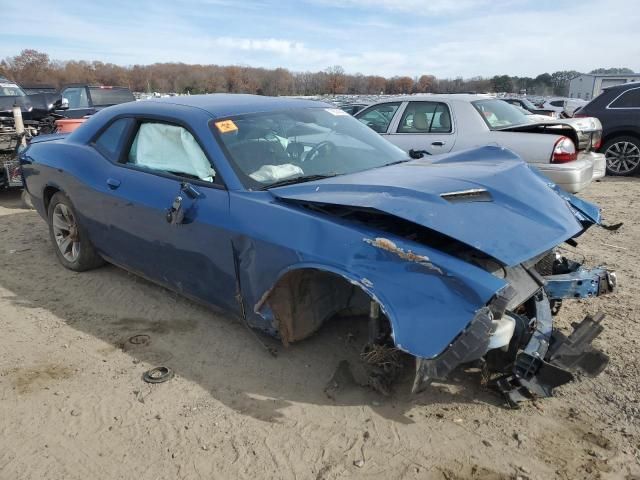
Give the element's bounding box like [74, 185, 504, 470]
[431, 141, 446, 147]
[166, 196, 185, 224]
[106, 178, 121, 189]
[181, 182, 202, 199]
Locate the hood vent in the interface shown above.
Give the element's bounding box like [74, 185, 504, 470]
[440, 188, 492, 203]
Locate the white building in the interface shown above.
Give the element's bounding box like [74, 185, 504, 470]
[569, 73, 640, 101]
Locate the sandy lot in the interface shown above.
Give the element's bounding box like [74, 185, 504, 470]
[0, 178, 639, 480]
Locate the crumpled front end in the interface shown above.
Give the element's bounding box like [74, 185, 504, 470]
[411, 251, 616, 407]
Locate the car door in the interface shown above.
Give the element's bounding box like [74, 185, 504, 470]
[57, 86, 94, 118]
[355, 102, 403, 135]
[385, 101, 456, 155]
[82, 116, 239, 313]
[607, 86, 640, 130]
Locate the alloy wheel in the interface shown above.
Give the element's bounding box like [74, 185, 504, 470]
[605, 141, 640, 174]
[52, 203, 81, 262]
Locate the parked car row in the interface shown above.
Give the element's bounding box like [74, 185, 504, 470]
[502, 97, 558, 117]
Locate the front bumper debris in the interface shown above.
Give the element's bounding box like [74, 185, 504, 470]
[411, 261, 613, 406]
[412, 307, 494, 393]
[494, 304, 608, 408]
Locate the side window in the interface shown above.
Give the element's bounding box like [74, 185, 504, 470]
[609, 88, 640, 108]
[93, 118, 130, 160]
[397, 102, 452, 133]
[550, 100, 564, 107]
[357, 102, 401, 133]
[62, 87, 89, 109]
[127, 122, 216, 182]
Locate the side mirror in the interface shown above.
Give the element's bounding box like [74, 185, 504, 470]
[409, 149, 431, 159]
[54, 97, 69, 110]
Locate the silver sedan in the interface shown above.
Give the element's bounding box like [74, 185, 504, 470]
[355, 95, 605, 193]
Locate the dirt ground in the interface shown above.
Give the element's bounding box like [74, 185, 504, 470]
[0, 178, 639, 480]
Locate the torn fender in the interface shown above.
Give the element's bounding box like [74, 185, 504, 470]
[528, 165, 601, 227]
[248, 233, 507, 359]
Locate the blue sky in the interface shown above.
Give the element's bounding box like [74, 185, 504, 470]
[2, 0, 639, 78]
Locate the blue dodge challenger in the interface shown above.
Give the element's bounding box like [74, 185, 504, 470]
[20, 94, 616, 405]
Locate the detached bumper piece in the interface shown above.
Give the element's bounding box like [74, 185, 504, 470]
[412, 307, 494, 394]
[544, 264, 617, 300]
[494, 293, 609, 408]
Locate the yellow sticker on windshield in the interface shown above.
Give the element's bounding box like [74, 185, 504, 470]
[215, 120, 238, 133]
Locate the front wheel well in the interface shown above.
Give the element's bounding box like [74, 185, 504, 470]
[259, 268, 390, 345]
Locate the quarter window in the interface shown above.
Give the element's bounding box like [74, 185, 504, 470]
[609, 88, 640, 108]
[397, 101, 452, 133]
[357, 102, 401, 133]
[127, 122, 216, 182]
[94, 118, 130, 160]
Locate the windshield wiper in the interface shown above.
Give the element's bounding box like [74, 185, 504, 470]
[385, 159, 413, 166]
[262, 173, 337, 190]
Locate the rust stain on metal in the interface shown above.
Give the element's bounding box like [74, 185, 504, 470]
[364, 237, 443, 273]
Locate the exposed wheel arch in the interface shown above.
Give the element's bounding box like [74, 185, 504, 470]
[601, 130, 640, 146]
[255, 266, 393, 346]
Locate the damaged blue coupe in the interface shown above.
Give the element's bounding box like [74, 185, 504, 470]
[20, 95, 617, 406]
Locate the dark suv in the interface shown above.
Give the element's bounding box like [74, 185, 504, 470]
[575, 83, 640, 176]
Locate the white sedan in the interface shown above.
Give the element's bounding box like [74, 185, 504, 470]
[355, 95, 605, 193]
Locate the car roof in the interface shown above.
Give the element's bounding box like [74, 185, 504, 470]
[602, 82, 640, 92]
[62, 84, 131, 89]
[369, 94, 495, 104]
[142, 94, 331, 118]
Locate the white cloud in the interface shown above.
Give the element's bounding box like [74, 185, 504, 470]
[213, 38, 307, 55]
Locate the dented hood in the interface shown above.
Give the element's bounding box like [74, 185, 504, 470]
[271, 146, 586, 266]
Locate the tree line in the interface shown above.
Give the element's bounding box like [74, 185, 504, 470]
[0, 49, 634, 97]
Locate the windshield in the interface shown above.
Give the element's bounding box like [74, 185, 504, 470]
[214, 107, 408, 189]
[473, 99, 530, 130]
[519, 98, 538, 110]
[513, 105, 533, 115]
[0, 81, 26, 97]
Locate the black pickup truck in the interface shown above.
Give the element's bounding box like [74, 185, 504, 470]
[56, 84, 135, 118]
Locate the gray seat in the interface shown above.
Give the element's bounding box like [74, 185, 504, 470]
[412, 112, 429, 132]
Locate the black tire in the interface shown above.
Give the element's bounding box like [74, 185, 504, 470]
[47, 192, 104, 271]
[602, 136, 640, 176]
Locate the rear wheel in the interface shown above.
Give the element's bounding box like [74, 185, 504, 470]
[47, 192, 104, 271]
[603, 136, 640, 176]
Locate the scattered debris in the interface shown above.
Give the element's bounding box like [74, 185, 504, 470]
[128, 334, 151, 346]
[142, 367, 174, 384]
[601, 242, 627, 250]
